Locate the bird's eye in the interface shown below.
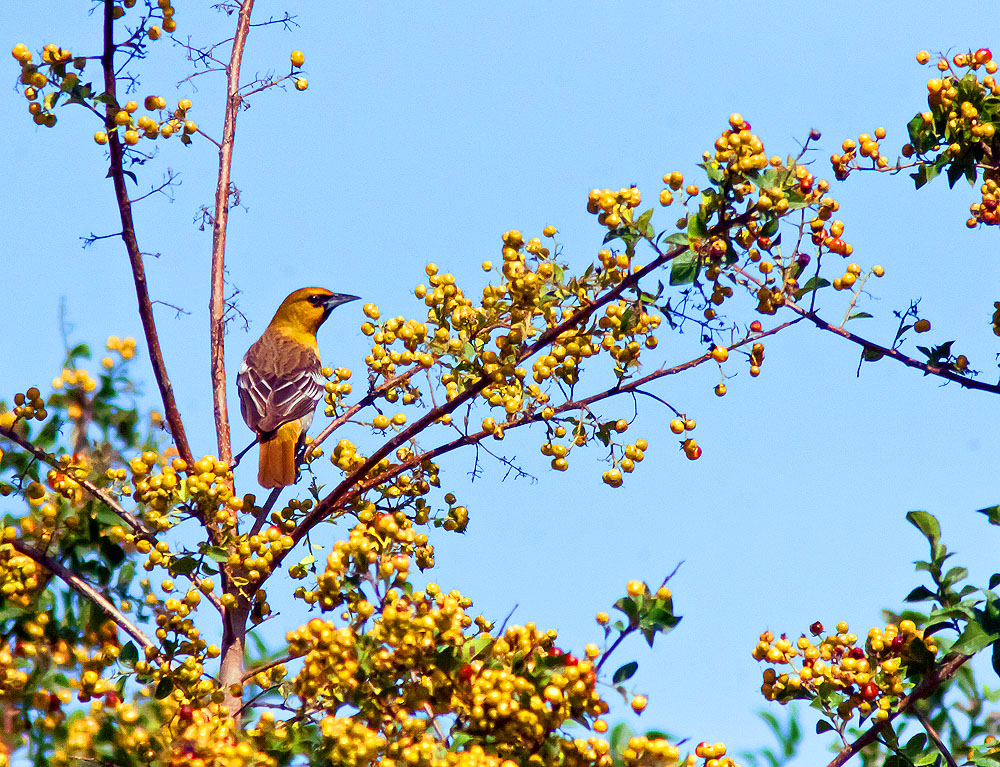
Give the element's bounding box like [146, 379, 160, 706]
[307, 294, 326, 307]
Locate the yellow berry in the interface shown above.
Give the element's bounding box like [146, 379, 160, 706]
[290, 50, 305, 67]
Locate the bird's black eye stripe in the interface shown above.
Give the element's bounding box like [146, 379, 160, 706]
[307, 294, 327, 307]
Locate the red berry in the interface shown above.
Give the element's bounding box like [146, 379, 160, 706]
[750, 320, 763, 333]
[975, 48, 992, 64]
[809, 621, 824, 635]
[458, 664, 475, 683]
[861, 682, 879, 701]
[564, 654, 579, 667]
[849, 647, 865, 659]
[891, 635, 905, 650]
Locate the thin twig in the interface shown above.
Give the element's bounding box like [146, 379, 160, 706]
[913, 708, 959, 767]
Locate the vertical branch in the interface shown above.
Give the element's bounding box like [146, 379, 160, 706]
[212, 0, 255, 719]
[210, 0, 256, 466]
[101, 0, 194, 469]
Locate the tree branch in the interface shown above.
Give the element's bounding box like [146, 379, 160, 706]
[9, 538, 156, 653]
[212, 0, 256, 720]
[101, 0, 194, 470]
[826, 653, 972, 767]
[789, 302, 1000, 395]
[209, 0, 255, 466]
[0, 422, 148, 536]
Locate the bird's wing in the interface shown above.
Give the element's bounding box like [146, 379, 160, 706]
[238, 332, 324, 436]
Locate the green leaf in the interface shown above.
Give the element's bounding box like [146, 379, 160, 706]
[942, 566, 968, 588]
[760, 217, 780, 238]
[847, 311, 873, 321]
[687, 212, 708, 240]
[119, 641, 138, 667]
[170, 556, 198, 576]
[154, 677, 174, 699]
[862, 346, 885, 362]
[612, 661, 639, 684]
[905, 585, 936, 603]
[663, 232, 688, 246]
[635, 208, 654, 239]
[609, 722, 634, 757]
[69, 343, 91, 361]
[911, 161, 940, 190]
[669, 251, 699, 286]
[906, 114, 924, 145]
[793, 276, 829, 300]
[946, 155, 977, 188]
[815, 720, 834, 734]
[906, 511, 940, 547]
[952, 621, 998, 655]
[204, 546, 229, 563]
[978, 505, 1000, 525]
[462, 634, 493, 661]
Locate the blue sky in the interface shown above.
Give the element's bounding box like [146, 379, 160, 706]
[3, 2, 1000, 762]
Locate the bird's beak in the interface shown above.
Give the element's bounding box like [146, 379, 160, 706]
[321, 293, 360, 313]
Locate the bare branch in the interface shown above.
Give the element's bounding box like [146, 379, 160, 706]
[209, 0, 255, 466]
[101, 0, 195, 471]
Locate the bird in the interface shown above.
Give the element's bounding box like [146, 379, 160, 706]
[237, 287, 358, 488]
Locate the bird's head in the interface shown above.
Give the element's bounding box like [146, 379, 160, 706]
[270, 287, 359, 335]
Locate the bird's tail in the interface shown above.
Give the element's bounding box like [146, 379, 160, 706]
[258, 420, 302, 488]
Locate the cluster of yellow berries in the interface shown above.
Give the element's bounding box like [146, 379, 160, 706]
[321, 364, 354, 415]
[754, 619, 937, 725]
[224, 526, 295, 591]
[167, 705, 277, 767]
[0, 541, 42, 608]
[11, 42, 80, 128]
[832, 128, 889, 179]
[905, 50, 1000, 227]
[305, 514, 426, 610]
[95, 96, 198, 147]
[287, 618, 360, 709]
[320, 716, 385, 767]
[50, 367, 99, 395]
[105, 334, 137, 362]
[972, 178, 1000, 227]
[713, 113, 769, 173]
[10, 387, 47, 422]
[369, 586, 475, 688]
[464, 625, 607, 752]
[47, 454, 88, 504]
[363, 305, 435, 383]
[587, 186, 643, 231]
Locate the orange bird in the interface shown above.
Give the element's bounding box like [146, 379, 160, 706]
[237, 287, 358, 488]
